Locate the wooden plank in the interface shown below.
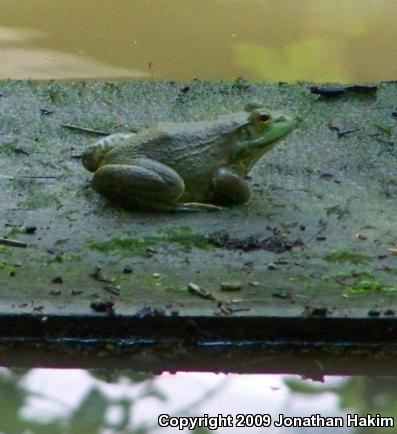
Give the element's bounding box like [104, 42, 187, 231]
[0, 80, 396, 373]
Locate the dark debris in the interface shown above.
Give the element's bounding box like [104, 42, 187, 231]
[328, 117, 358, 138]
[272, 291, 293, 301]
[40, 108, 54, 115]
[135, 306, 165, 318]
[310, 84, 377, 97]
[384, 309, 395, 316]
[310, 86, 347, 97]
[368, 309, 381, 317]
[208, 231, 304, 253]
[319, 172, 335, 180]
[303, 306, 328, 317]
[90, 299, 114, 314]
[344, 84, 378, 94]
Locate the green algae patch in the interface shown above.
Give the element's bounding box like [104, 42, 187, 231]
[0, 261, 15, 274]
[165, 283, 189, 293]
[19, 191, 62, 210]
[0, 246, 13, 256]
[161, 226, 210, 249]
[45, 253, 83, 265]
[347, 279, 396, 294]
[324, 204, 351, 220]
[324, 250, 373, 265]
[0, 246, 16, 275]
[86, 226, 211, 256]
[329, 270, 396, 294]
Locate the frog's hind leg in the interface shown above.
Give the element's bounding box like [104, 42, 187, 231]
[91, 158, 185, 211]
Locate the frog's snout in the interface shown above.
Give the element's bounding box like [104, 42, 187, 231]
[273, 112, 295, 130]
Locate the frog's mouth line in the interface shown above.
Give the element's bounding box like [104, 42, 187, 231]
[234, 132, 284, 158]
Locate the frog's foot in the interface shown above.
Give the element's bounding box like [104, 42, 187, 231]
[175, 202, 223, 212]
[212, 167, 250, 204]
[91, 158, 185, 211]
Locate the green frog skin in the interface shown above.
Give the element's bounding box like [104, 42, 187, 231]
[82, 103, 294, 211]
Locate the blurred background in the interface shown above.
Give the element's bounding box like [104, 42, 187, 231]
[0, 0, 396, 82]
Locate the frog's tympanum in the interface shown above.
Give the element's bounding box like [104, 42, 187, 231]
[82, 103, 294, 211]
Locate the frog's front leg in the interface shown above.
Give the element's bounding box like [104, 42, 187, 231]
[212, 166, 250, 204]
[92, 157, 185, 211]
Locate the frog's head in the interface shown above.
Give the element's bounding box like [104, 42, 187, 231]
[231, 102, 295, 171]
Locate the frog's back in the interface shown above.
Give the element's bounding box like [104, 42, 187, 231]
[104, 116, 241, 175]
[146, 121, 233, 165]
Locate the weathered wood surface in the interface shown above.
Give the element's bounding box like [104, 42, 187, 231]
[0, 80, 396, 373]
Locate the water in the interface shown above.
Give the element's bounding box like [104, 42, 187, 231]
[0, 0, 396, 82]
[0, 369, 394, 433]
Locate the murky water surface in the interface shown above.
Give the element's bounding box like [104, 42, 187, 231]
[1, 369, 395, 433]
[0, 0, 396, 82]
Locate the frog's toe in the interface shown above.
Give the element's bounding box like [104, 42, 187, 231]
[175, 202, 223, 212]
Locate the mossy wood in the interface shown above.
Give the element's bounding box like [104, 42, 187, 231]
[1, 80, 397, 373]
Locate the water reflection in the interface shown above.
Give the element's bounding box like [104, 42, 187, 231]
[0, 26, 147, 79]
[0, 0, 396, 81]
[0, 368, 395, 433]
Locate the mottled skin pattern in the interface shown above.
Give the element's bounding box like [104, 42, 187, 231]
[82, 105, 294, 211]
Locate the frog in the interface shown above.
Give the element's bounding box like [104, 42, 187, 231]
[82, 103, 294, 211]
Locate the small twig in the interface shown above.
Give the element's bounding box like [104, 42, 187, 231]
[148, 61, 154, 80]
[218, 302, 232, 315]
[103, 285, 120, 296]
[0, 238, 27, 248]
[61, 124, 110, 136]
[231, 307, 251, 312]
[90, 266, 114, 284]
[306, 221, 328, 243]
[188, 282, 217, 300]
[331, 276, 346, 287]
[20, 175, 62, 179]
[0, 174, 13, 180]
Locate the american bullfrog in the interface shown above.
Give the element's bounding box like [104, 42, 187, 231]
[82, 103, 294, 211]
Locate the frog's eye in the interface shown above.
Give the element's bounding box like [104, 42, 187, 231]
[256, 112, 272, 126]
